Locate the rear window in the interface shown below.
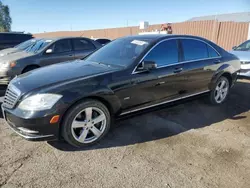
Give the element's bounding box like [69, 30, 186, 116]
[207, 45, 220, 58]
[96, 39, 111, 45]
[73, 39, 95, 51]
[181, 39, 208, 61]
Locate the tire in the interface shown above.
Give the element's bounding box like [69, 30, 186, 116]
[62, 99, 111, 147]
[209, 76, 230, 105]
[22, 65, 39, 74]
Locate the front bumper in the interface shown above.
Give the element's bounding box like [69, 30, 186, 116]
[239, 69, 250, 77]
[239, 64, 250, 77]
[0, 76, 12, 85]
[0, 68, 21, 85]
[2, 105, 60, 141]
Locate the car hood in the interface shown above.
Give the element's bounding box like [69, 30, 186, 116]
[11, 60, 119, 93]
[230, 50, 250, 61]
[0, 50, 33, 63]
[0, 48, 20, 57]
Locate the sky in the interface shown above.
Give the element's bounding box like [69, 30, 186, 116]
[2, 0, 250, 33]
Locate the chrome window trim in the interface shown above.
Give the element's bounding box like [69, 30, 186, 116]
[132, 37, 221, 74]
[119, 90, 210, 116]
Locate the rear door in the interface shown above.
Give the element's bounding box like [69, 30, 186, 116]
[39, 39, 74, 66]
[179, 38, 221, 95]
[72, 38, 97, 59]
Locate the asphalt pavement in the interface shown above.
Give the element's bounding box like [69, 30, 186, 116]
[0, 79, 250, 188]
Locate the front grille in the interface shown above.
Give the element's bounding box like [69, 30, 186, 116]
[3, 84, 21, 109]
[241, 61, 250, 64]
[240, 69, 250, 73]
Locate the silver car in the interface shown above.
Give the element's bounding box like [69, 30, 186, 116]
[230, 40, 250, 77]
[0, 37, 101, 85]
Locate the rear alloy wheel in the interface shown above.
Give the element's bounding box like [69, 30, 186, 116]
[210, 76, 230, 105]
[62, 100, 111, 147]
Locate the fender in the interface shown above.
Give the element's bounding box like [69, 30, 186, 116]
[88, 87, 122, 115]
[209, 63, 238, 90]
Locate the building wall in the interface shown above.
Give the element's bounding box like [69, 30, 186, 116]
[34, 21, 249, 50]
[248, 23, 250, 39]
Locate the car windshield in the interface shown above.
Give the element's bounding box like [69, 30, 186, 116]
[25, 39, 54, 53]
[85, 38, 151, 67]
[235, 40, 250, 51]
[15, 39, 39, 50]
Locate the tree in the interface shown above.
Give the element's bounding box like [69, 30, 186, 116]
[0, 0, 12, 32]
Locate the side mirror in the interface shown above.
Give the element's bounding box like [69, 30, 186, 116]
[232, 46, 237, 50]
[46, 49, 53, 54]
[138, 60, 157, 71]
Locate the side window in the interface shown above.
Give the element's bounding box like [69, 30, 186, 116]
[181, 39, 208, 61]
[53, 39, 72, 53]
[207, 45, 219, 58]
[73, 39, 95, 51]
[144, 39, 178, 67]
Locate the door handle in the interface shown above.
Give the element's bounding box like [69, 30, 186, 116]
[173, 67, 183, 73]
[214, 59, 221, 64]
[68, 54, 73, 57]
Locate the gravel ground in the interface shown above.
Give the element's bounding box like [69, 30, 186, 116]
[0, 79, 250, 188]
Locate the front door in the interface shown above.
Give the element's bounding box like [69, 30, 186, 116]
[140, 39, 186, 101]
[112, 70, 158, 110]
[39, 39, 75, 67]
[114, 39, 186, 111]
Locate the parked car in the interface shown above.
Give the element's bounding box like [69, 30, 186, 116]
[0, 37, 101, 85]
[2, 35, 240, 147]
[93, 38, 111, 46]
[0, 38, 40, 57]
[230, 40, 250, 77]
[0, 32, 33, 50]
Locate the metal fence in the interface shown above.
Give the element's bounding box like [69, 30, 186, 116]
[34, 20, 249, 50]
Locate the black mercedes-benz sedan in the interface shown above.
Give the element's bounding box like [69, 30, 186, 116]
[2, 34, 240, 147]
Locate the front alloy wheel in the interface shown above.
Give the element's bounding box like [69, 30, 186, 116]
[62, 100, 111, 147]
[71, 107, 106, 144]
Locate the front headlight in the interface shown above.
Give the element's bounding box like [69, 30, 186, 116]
[18, 94, 62, 111]
[1, 61, 10, 68]
[0, 61, 16, 68]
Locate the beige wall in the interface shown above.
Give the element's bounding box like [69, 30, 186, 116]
[34, 21, 249, 50]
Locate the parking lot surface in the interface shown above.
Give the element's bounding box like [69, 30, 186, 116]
[0, 79, 250, 188]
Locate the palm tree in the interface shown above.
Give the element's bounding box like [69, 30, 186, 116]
[0, 0, 12, 32]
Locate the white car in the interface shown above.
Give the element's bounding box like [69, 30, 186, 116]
[230, 40, 250, 77]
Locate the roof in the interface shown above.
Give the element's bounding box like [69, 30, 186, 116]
[37, 36, 93, 41]
[188, 12, 250, 22]
[123, 34, 207, 41]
